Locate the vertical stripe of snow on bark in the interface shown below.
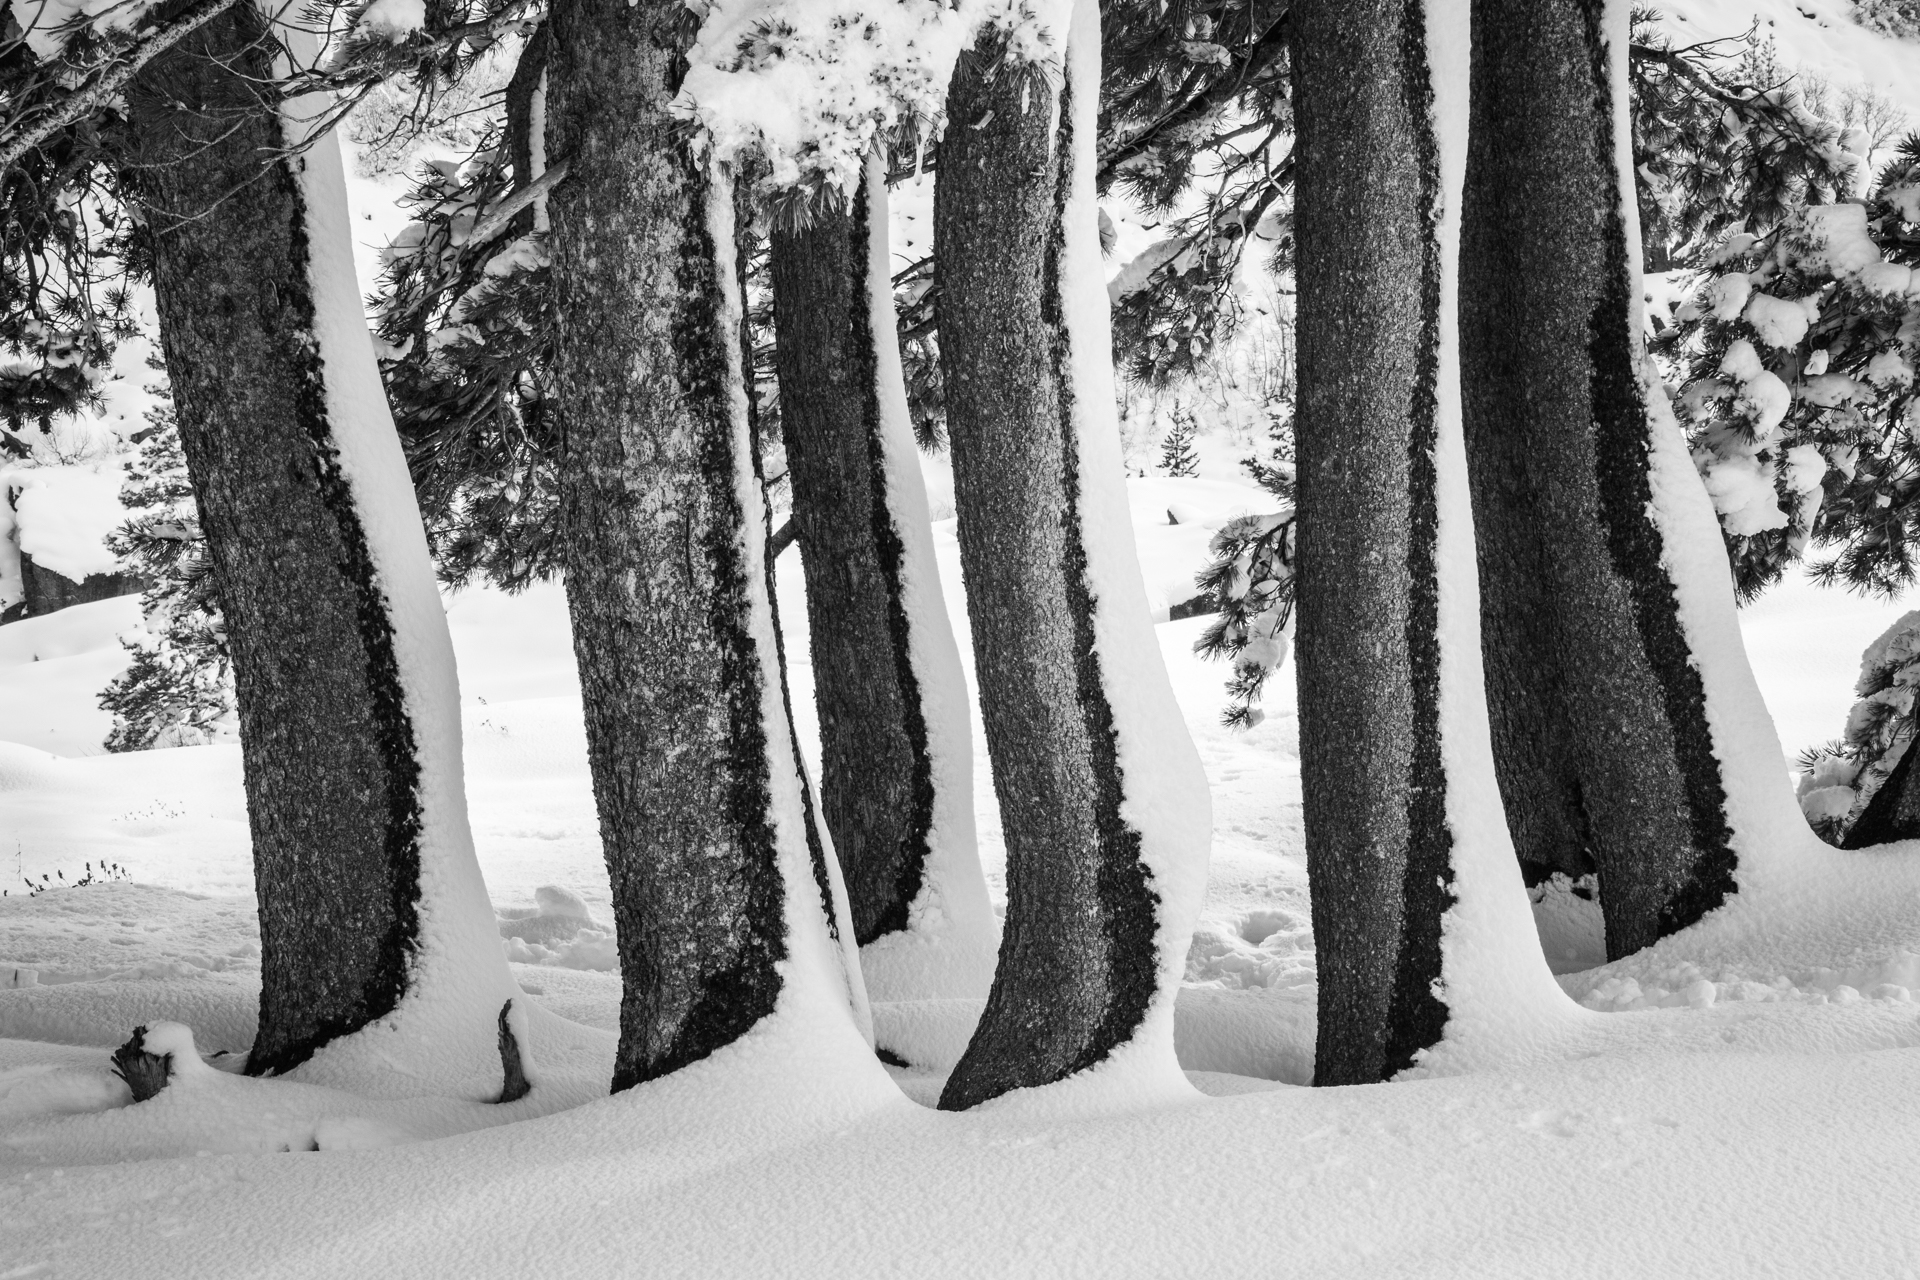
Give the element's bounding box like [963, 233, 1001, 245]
[854, 152, 1001, 1004]
[1042, 0, 1213, 1104]
[1410, 0, 1591, 1077]
[708, 164, 877, 1051]
[1598, 0, 1822, 896]
[263, 22, 531, 1098]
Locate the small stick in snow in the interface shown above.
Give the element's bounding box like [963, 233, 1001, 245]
[495, 1000, 531, 1103]
[110, 1025, 173, 1102]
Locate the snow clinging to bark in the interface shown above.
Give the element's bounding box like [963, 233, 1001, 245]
[678, 0, 1068, 198]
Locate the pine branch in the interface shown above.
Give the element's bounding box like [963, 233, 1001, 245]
[1, 0, 244, 179]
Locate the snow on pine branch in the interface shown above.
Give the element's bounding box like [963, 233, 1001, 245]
[677, 0, 1065, 202]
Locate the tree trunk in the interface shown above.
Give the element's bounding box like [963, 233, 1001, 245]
[126, 6, 516, 1090]
[770, 157, 996, 1001]
[1459, 0, 1737, 959]
[935, 0, 1210, 1111]
[1291, 0, 1456, 1086]
[546, 0, 863, 1091]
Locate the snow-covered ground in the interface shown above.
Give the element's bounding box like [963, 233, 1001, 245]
[6, 1, 1920, 1271]
[10, 449, 1920, 1274]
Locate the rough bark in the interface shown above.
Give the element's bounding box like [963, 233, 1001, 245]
[933, 44, 1159, 1112]
[1292, 0, 1453, 1087]
[1459, 0, 1736, 959]
[770, 194, 935, 946]
[126, 9, 434, 1076]
[546, 0, 793, 1090]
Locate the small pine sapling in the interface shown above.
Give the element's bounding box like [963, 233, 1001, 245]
[98, 398, 236, 752]
[1158, 402, 1199, 476]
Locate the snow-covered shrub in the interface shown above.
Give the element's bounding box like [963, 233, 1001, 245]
[98, 404, 235, 752]
[1795, 610, 1920, 844]
[1851, 0, 1920, 41]
[1670, 133, 1920, 598]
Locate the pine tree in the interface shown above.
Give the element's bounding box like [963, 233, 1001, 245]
[1158, 403, 1199, 477]
[99, 398, 235, 752]
[1670, 133, 1920, 600]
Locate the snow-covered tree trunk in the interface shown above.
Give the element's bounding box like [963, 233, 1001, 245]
[1459, 0, 1759, 958]
[1291, 0, 1584, 1085]
[125, 7, 519, 1093]
[546, 0, 868, 1090]
[1291, 0, 1452, 1087]
[769, 156, 997, 1000]
[933, 0, 1211, 1112]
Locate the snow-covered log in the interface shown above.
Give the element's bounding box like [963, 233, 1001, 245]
[123, 5, 522, 1095]
[931, 0, 1212, 1111]
[769, 154, 998, 1002]
[1458, 0, 1808, 959]
[544, 0, 872, 1090]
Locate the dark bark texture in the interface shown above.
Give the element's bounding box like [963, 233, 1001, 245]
[934, 49, 1158, 1112]
[770, 192, 936, 946]
[1292, 0, 1452, 1087]
[546, 0, 789, 1091]
[127, 10, 429, 1077]
[1460, 0, 1735, 958]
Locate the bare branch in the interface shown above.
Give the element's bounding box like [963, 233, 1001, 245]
[463, 156, 570, 248]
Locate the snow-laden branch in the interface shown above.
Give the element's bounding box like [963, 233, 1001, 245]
[677, 0, 1069, 200]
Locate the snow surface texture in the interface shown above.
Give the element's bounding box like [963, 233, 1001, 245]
[1408, 0, 1592, 1078]
[853, 153, 1001, 1007]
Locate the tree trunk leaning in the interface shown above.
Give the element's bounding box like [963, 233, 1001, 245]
[770, 155, 997, 1003]
[935, 0, 1211, 1111]
[546, 0, 864, 1091]
[1459, 0, 1738, 959]
[126, 6, 518, 1091]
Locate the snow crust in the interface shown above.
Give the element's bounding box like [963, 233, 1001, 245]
[852, 153, 1000, 1005]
